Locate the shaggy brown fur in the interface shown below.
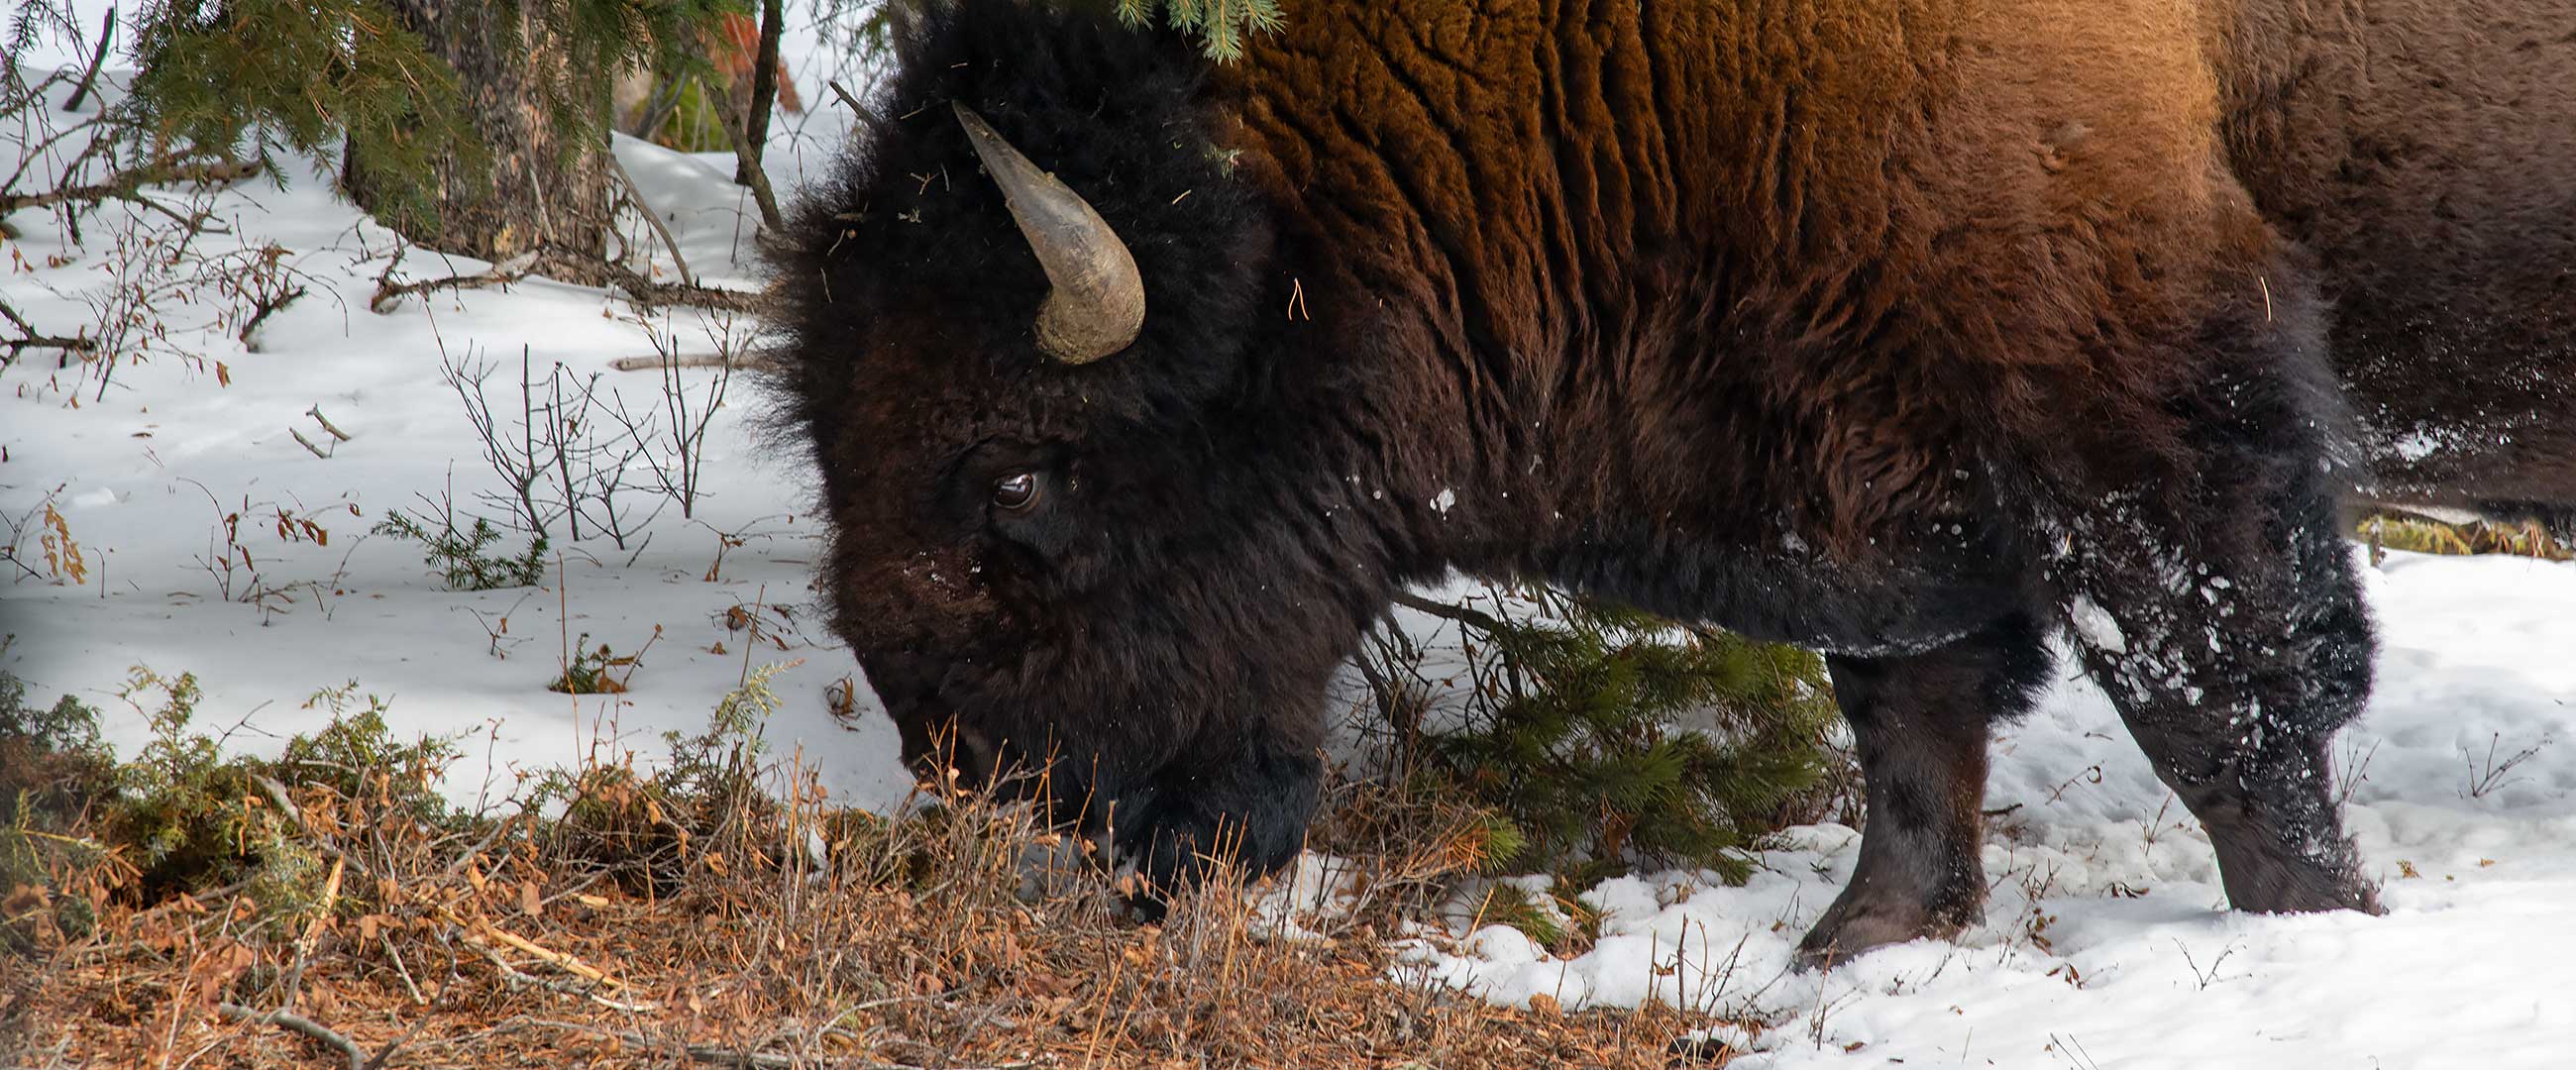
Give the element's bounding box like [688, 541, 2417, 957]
[768, 0, 2573, 967]
[2212, 1, 2576, 515]
[1218, 0, 2576, 545]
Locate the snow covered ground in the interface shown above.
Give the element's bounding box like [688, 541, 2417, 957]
[8, 24, 2576, 1070]
[1404, 551, 2576, 1067]
[3, 14, 916, 815]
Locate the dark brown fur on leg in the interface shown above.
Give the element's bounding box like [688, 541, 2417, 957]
[2049, 301, 2383, 917]
[1797, 614, 2053, 970]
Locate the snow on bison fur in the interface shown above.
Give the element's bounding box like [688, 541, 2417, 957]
[767, 0, 2576, 964]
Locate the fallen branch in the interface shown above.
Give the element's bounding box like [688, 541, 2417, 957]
[371, 251, 539, 313]
[0, 158, 260, 217]
[593, 257, 766, 313]
[608, 351, 773, 373]
[216, 1003, 366, 1070]
[0, 298, 95, 365]
[435, 896, 631, 993]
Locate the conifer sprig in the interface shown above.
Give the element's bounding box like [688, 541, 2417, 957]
[1370, 586, 1844, 890]
[1117, 0, 1287, 61]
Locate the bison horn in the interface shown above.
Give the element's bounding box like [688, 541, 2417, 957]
[953, 103, 1145, 365]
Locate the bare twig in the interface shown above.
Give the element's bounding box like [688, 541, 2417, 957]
[605, 150, 695, 286]
[362, 1017, 432, 1070]
[237, 283, 306, 346]
[711, 68, 787, 234]
[594, 256, 765, 312]
[215, 1003, 366, 1070]
[61, 8, 116, 113]
[478, 945, 661, 1013]
[441, 902, 630, 992]
[290, 427, 333, 459]
[305, 406, 354, 442]
[826, 79, 887, 128]
[2463, 732, 2551, 800]
[1389, 588, 1509, 635]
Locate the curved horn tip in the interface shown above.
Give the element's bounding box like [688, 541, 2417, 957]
[951, 103, 1146, 365]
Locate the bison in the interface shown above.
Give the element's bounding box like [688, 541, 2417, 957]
[768, 0, 2576, 964]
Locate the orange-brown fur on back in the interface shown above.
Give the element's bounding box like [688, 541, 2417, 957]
[1210, 0, 2572, 547]
[1215, 1, 2309, 552]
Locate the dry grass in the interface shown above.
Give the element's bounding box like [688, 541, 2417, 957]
[2358, 513, 2570, 562]
[1, 734, 1760, 1069]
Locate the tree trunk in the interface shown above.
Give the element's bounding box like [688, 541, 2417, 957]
[737, 0, 786, 188]
[347, 0, 610, 272]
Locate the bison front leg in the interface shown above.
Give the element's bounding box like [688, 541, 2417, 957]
[1797, 613, 2053, 969]
[2055, 431, 2383, 918]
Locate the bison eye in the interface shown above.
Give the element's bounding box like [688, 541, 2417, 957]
[992, 471, 1040, 511]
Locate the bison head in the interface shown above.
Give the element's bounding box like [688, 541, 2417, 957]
[766, 6, 1389, 897]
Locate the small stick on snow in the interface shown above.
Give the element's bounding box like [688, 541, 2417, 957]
[608, 352, 772, 373]
[306, 406, 353, 442]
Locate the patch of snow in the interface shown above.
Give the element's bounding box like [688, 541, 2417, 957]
[2389, 427, 2458, 463]
[2068, 597, 2127, 654]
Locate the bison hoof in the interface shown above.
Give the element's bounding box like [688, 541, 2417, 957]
[1793, 893, 1976, 972]
[2211, 841, 2386, 916]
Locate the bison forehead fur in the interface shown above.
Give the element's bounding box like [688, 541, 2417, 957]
[766, 0, 2576, 954]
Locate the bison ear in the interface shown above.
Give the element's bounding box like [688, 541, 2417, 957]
[953, 103, 1146, 366]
